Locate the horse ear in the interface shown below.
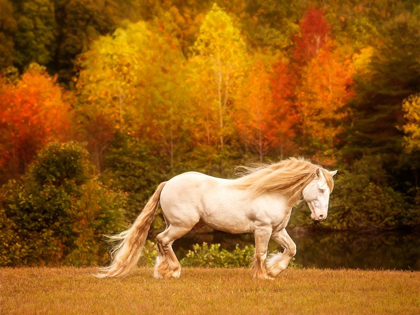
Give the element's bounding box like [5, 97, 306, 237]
[329, 170, 338, 177]
[316, 168, 321, 178]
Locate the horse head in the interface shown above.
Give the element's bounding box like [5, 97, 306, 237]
[303, 169, 337, 221]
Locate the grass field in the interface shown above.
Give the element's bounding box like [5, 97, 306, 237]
[1, 267, 419, 315]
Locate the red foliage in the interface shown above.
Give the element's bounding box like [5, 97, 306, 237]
[0, 66, 71, 177]
[236, 60, 276, 161]
[293, 7, 330, 68]
[295, 39, 355, 163]
[270, 59, 299, 157]
[236, 59, 298, 161]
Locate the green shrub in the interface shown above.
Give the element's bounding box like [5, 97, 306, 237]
[180, 243, 255, 268]
[0, 142, 127, 266]
[135, 241, 301, 269]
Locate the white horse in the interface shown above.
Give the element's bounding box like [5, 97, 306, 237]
[97, 158, 337, 280]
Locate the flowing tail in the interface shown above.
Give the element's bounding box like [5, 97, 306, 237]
[96, 182, 167, 278]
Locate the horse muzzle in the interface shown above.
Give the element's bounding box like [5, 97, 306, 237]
[311, 213, 327, 221]
[308, 201, 328, 221]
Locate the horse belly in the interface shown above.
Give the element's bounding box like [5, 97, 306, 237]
[201, 207, 253, 234]
[200, 189, 254, 234]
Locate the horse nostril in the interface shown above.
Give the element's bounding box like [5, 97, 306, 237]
[319, 214, 324, 220]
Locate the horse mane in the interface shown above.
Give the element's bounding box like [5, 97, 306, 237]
[233, 158, 334, 207]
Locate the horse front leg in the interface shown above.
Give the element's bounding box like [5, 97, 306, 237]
[266, 229, 297, 278]
[253, 226, 273, 280]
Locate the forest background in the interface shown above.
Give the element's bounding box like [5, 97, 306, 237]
[0, 0, 419, 267]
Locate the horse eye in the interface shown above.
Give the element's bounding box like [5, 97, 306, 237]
[319, 188, 325, 194]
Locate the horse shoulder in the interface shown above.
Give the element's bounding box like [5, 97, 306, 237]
[245, 193, 291, 228]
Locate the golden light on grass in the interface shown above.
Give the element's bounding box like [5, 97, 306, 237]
[1, 267, 419, 314]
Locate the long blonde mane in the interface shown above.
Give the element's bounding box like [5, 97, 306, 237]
[233, 158, 334, 207]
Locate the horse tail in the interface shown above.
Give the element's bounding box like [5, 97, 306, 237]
[96, 181, 167, 278]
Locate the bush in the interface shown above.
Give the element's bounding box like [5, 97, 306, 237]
[137, 240, 159, 267]
[180, 242, 255, 268]
[136, 241, 301, 269]
[0, 142, 127, 266]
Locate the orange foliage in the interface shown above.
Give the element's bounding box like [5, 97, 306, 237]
[0, 65, 70, 176]
[270, 59, 299, 157]
[236, 59, 278, 161]
[236, 58, 300, 161]
[296, 40, 354, 163]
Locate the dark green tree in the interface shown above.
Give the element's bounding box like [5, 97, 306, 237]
[342, 7, 420, 194]
[0, 0, 17, 68]
[100, 134, 167, 227]
[12, 0, 57, 68]
[0, 142, 126, 266]
[54, 0, 142, 82]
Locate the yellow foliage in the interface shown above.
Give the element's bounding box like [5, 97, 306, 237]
[402, 94, 420, 153]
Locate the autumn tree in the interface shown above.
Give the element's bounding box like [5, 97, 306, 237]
[76, 20, 189, 169]
[283, 7, 356, 163]
[270, 57, 299, 159]
[236, 59, 271, 161]
[76, 21, 150, 168]
[236, 58, 289, 162]
[144, 0, 213, 55]
[189, 4, 247, 172]
[138, 13, 192, 169]
[402, 94, 420, 153]
[0, 64, 71, 181]
[293, 7, 330, 69]
[295, 41, 354, 163]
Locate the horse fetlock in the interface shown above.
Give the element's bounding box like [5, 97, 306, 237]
[266, 252, 292, 278]
[253, 269, 267, 280]
[154, 255, 181, 279]
[288, 245, 297, 257]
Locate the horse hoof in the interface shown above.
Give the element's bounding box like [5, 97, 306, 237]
[153, 272, 164, 279]
[172, 269, 181, 278]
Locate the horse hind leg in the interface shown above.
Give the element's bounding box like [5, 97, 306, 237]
[154, 225, 192, 279]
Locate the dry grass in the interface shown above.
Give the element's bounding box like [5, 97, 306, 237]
[1, 267, 419, 315]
